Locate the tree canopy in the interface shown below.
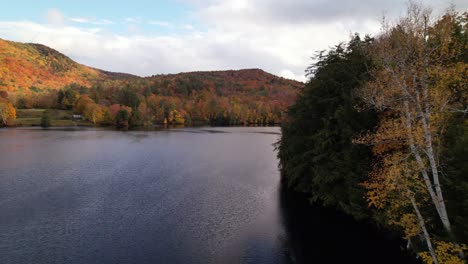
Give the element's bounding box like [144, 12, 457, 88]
[277, 7, 468, 263]
[277, 35, 377, 219]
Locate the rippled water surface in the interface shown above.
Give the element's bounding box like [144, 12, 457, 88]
[0, 127, 415, 264]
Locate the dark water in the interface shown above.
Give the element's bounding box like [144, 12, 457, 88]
[0, 127, 416, 264]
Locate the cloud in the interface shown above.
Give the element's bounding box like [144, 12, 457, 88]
[197, 0, 468, 25]
[254, 0, 405, 23]
[191, 0, 386, 81]
[280, 69, 305, 81]
[147, 21, 196, 31]
[2, 1, 467, 82]
[70, 17, 114, 25]
[127, 24, 142, 34]
[70, 17, 89, 23]
[181, 24, 194, 30]
[124, 17, 142, 24]
[0, 18, 370, 82]
[46, 9, 65, 26]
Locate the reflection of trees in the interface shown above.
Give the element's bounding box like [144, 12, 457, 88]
[278, 181, 418, 264]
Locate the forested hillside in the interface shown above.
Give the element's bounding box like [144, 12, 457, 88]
[0, 39, 106, 91]
[0, 39, 301, 127]
[277, 7, 467, 264]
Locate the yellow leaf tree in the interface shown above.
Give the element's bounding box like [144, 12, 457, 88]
[358, 4, 467, 263]
[0, 98, 16, 126]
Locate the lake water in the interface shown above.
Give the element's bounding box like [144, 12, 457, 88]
[0, 127, 416, 264]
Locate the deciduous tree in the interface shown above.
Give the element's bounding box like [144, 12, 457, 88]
[0, 98, 16, 126]
[359, 4, 467, 262]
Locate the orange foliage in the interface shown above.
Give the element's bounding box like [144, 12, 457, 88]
[0, 98, 15, 126]
[0, 39, 103, 92]
[0, 38, 301, 126]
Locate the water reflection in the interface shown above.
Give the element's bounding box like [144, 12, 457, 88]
[278, 180, 420, 264]
[0, 127, 418, 264]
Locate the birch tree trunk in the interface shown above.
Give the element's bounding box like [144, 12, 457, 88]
[409, 195, 438, 264]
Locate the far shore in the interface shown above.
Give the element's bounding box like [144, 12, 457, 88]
[9, 108, 280, 129]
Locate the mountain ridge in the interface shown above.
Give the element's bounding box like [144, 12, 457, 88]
[0, 38, 301, 126]
[0, 38, 302, 93]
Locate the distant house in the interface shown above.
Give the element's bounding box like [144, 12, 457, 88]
[72, 114, 83, 120]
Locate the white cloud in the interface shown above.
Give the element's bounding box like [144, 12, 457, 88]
[280, 70, 306, 82]
[0, 18, 372, 82]
[181, 24, 194, 30]
[127, 24, 141, 34]
[46, 9, 65, 26]
[70, 17, 114, 25]
[2, 1, 466, 81]
[70, 17, 89, 23]
[124, 17, 142, 24]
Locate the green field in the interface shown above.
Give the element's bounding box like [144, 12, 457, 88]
[15, 109, 93, 127]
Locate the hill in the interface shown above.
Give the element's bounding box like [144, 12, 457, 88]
[146, 69, 300, 105]
[0, 39, 101, 91]
[0, 38, 302, 126]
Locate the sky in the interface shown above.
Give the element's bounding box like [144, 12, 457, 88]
[0, 0, 466, 82]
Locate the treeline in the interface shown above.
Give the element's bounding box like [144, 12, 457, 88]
[1, 69, 299, 128]
[277, 5, 467, 263]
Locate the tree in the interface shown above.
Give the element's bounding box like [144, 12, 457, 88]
[137, 101, 153, 126]
[146, 94, 164, 123]
[168, 109, 185, 125]
[115, 109, 130, 130]
[277, 35, 377, 219]
[129, 109, 144, 127]
[359, 5, 467, 262]
[0, 98, 16, 126]
[119, 85, 140, 109]
[40, 110, 51, 128]
[75, 95, 94, 114]
[58, 88, 78, 110]
[0, 90, 8, 99]
[441, 114, 468, 243]
[84, 103, 104, 125]
[16, 97, 32, 109]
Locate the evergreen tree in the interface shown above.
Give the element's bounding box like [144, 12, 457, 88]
[277, 35, 377, 219]
[115, 109, 130, 130]
[40, 111, 51, 128]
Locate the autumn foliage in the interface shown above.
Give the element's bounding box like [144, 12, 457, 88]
[278, 5, 467, 264]
[0, 97, 15, 126]
[0, 39, 106, 92]
[0, 38, 301, 128]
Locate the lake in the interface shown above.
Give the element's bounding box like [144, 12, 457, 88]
[0, 127, 416, 264]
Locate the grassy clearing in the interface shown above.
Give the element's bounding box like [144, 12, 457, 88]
[15, 109, 93, 127]
[17, 109, 72, 119]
